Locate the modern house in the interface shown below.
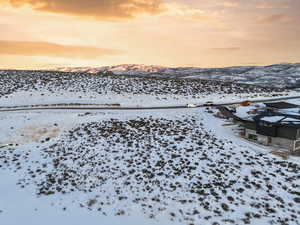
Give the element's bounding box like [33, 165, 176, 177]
[218, 102, 300, 152]
[244, 113, 300, 152]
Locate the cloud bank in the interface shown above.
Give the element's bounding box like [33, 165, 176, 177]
[0, 0, 164, 20]
[0, 40, 122, 59]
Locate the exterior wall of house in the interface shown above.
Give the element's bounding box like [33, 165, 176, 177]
[245, 129, 269, 145]
[277, 126, 298, 140]
[270, 136, 295, 151]
[245, 128, 297, 151]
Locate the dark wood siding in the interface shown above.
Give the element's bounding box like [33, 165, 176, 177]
[241, 121, 300, 140]
[242, 121, 256, 130]
[256, 124, 277, 137]
[277, 127, 298, 140]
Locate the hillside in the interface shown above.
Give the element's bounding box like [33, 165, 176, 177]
[0, 70, 287, 107]
[54, 63, 300, 88]
[0, 70, 299, 225]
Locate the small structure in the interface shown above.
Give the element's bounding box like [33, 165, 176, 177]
[240, 101, 252, 107]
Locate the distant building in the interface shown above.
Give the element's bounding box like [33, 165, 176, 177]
[218, 102, 300, 152]
[244, 113, 300, 152]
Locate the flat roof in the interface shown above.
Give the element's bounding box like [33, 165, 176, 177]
[264, 102, 299, 109]
[255, 114, 300, 128]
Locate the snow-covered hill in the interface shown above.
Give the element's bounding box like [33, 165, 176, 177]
[0, 70, 299, 225]
[1, 107, 300, 225]
[54, 63, 300, 88]
[0, 70, 288, 107]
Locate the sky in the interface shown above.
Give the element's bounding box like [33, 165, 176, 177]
[0, 0, 299, 69]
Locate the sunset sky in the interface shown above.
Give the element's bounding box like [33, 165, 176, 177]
[0, 0, 299, 69]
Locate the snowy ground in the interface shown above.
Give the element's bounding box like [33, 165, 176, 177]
[0, 71, 299, 225]
[0, 70, 290, 107]
[0, 89, 295, 108]
[0, 108, 299, 225]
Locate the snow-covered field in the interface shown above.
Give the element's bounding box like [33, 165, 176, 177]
[1, 109, 300, 225]
[0, 70, 290, 107]
[0, 70, 299, 225]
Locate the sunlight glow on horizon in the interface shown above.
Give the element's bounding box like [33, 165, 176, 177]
[0, 0, 299, 69]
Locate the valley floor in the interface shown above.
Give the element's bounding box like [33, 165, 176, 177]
[0, 107, 299, 225]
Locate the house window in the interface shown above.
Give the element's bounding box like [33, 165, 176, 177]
[268, 137, 272, 144]
[295, 140, 300, 149]
[297, 129, 300, 138]
[248, 134, 258, 141]
[259, 122, 273, 128]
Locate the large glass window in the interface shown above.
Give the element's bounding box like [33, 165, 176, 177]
[297, 129, 300, 138]
[295, 140, 300, 149]
[248, 134, 258, 141]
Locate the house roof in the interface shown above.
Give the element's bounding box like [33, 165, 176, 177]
[260, 116, 285, 123]
[218, 105, 300, 128]
[253, 113, 300, 128]
[264, 102, 299, 109]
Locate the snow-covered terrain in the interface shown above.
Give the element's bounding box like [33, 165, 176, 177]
[0, 70, 299, 225]
[0, 70, 288, 107]
[1, 108, 300, 225]
[54, 63, 300, 88]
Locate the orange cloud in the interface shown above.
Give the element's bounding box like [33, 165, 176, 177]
[222, 2, 239, 8]
[0, 40, 122, 59]
[211, 47, 241, 51]
[0, 0, 165, 20]
[256, 3, 289, 9]
[162, 2, 209, 21]
[257, 14, 291, 26]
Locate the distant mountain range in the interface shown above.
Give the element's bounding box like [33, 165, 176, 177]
[54, 63, 300, 88]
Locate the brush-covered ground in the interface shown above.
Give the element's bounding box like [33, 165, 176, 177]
[0, 109, 299, 225]
[0, 70, 290, 107]
[0, 70, 299, 225]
